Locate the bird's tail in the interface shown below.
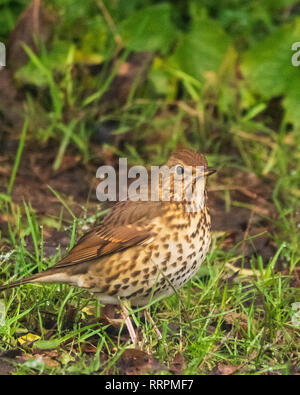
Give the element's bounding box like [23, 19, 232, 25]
[0, 268, 61, 292]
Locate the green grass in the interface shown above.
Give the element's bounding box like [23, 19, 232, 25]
[7, 119, 28, 196]
[0, 0, 300, 375]
[0, 243, 299, 375]
[0, 134, 299, 374]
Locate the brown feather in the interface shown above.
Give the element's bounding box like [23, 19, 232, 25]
[52, 200, 167, 269]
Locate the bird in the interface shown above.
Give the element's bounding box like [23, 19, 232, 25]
[0, 149, 216, 343]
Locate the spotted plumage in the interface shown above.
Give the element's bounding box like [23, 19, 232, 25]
[0, 150, 215, 308]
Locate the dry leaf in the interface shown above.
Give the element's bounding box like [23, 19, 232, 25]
[116, 349, 165, 375]
[17, 333, 40, 345]
[218, 363, 240, 375]
[170, 353, 186, 374]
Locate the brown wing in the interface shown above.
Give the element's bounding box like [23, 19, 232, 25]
[53, 200, 166, 269]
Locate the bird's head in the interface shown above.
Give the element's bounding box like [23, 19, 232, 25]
[155, 149, 216, 208]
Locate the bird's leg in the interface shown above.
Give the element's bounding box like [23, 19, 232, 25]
[120, 301, 138, 346]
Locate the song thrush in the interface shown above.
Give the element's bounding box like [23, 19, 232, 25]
[0, 150, 215, 341]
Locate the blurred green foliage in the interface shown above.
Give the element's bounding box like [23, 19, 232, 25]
[1, 0, 300, 132]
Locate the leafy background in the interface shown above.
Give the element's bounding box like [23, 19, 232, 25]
[1, 0, 300, 129]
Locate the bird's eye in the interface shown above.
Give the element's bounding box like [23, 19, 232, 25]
[176, 166, 184, 175]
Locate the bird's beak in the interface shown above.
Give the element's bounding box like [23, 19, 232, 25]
[205, 167, 216, 177]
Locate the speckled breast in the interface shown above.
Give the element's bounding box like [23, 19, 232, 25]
[90, 203, 212, 307]
[134, 205, 211, 304]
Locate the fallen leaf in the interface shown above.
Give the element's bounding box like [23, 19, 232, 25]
[170, 353, 186, 374]
[218, 363, 240, 375]
[116, 349, 165, 375]
[17, 333, 40, 345]
[81, 344, 98, 353]
[81, 306, 96, 319]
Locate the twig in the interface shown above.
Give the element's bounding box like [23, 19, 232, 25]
[32, 0, 40, 34]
